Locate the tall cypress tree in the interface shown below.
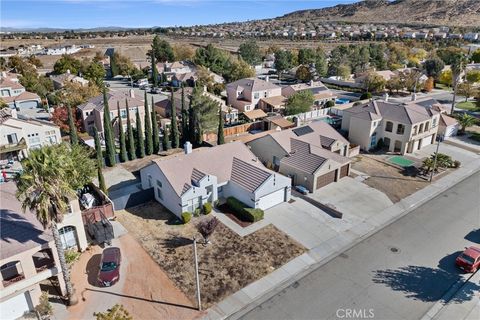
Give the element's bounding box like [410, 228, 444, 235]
[67, 105, 78, 146]
[151, 96, 160, 153]
[93, 126, 107, 193]
[144, 91, 153, 155]
[136, 109, 145, 158]
[102, 90, 116, 167]
[162, 126, 170, 151]
[151, 53, 158, 87]
[117, 101, 127, 163]
[125, 99, 136, 160]
[217, 105, 225, 145]
[170, 88, 180, 148]
[180, 84, 188, 143]
[188, 93, 195, 144]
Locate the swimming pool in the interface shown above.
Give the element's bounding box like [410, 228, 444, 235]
[335, 98, 350, 104]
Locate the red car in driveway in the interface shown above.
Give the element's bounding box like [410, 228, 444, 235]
[97, 247, 121, 287]
[455, 246, 480, 273]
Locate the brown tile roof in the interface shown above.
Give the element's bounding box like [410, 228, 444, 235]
[266, 115, 294, 129]
[281, 139, 327, 174]
[149, 141, 274, 196]
[78, 90, 144, 111]
[439, 113, 458, 127]
[230, 157, 271, 193]
[0, 182, 53, 260]
[227, 78, 280, 92]
[2, 91, 41, 103]
[243, 109, 267, 120]
[260, 95, 287, 107]
[0, 78, 24, 90]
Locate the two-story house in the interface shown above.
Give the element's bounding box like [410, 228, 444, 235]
[0, 109, 61, 161]
[281, 80, 337, 108]
[226, 78, 282, 112]
[247, 121, 352, 192]
[50, 70, 89, 90]
[0, 182, 88, 319]
[341, 100, 440, 154]
[78, 90, 145, 138]
[0, 72, 41, 110]
[140, 141, 291, 217]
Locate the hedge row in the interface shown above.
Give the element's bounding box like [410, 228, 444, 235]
[226, 197, 264, 222]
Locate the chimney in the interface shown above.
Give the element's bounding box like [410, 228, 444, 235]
[129, 89, 135, 98]
[265, 75, 269, 82]
[184, 141, 192, 154]
[10, 108, 18, 119]
[203, 85, 207, 93]
[383, 92, 389, 102]
[66, 69, 71, 74]
[411, 92, 417, 101]
[309, 80, 314, 86]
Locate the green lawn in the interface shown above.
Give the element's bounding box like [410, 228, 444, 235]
[435, 83, 451, 91]
[456, 101, 480, 111]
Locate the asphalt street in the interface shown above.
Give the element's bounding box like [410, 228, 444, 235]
[241, 172, 480, 320]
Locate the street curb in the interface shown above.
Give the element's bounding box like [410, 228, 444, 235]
[420, 271, 480, 320]
[203, 163, 480, 320]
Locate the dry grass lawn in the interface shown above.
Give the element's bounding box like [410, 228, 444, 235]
[116, 201, 305, 308]
[351, 155, 429, 203]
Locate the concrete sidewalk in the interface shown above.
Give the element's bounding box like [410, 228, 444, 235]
[203, 156, 480, 320]
[422, 271, 480, 320]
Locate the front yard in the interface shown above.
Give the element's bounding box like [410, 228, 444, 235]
[116, 201, 305, 308]
[351, 155, 429, 203]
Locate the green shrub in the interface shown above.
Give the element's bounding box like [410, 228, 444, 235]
[226, 197, 264, 222]
[193, 208, 201, 217]
[360, 92, 372, 100]
[64, 249, 80, 265]
[325, 100, 335, 108]
[453, 160, 461, 168]
[203, 202, 212, 214]
[181, 212, 192, 224]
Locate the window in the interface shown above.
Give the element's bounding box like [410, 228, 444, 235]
[110, 112, 113, 118]
[121, 110, 127, 118]
[156, 180, 163, 188]
[6, 133, 18, 144]
[264, 91, 268, 98]
[156, 188, 163, 200]
[396, 124, 405, 135]
[413, 125, 418, 135]
[425, 122, 429, 131]
[432, 118, 437, 128]
[385, 121, 393, 132]
[253, 92, 260, 99]
[419, 123, 424, 133]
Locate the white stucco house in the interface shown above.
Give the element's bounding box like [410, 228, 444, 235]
[140, 141, 291, 217]
[0, 72, 41, 110]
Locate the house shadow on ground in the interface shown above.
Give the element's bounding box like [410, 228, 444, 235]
[465, 229, 480, 244]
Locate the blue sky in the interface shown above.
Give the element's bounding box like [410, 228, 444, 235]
[1, 0, 357, 29]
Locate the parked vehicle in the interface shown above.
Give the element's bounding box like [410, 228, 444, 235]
[294, 185, 309, 195]
[97, 247, 121, 287]
[150, 87, 161, 94]
[455, 246, 480, 272]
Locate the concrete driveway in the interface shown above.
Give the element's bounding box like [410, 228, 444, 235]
[409, 142, 479, 165]
[308, 177, 393, 221]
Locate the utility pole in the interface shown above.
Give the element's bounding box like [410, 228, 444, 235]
[192, 236, 201, 311]
[429, 135, 442, 182]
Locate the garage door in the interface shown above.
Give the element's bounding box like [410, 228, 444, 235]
[339, 164, 349, 179]
[420, 135, 433, 148]
[257, 188, 285, 210]
[316, 171, 336, 189]
[59, 226, 78, 250]
[0, 291, 32, 320]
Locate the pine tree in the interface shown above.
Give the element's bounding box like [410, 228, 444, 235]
[170, 88, 180, 148]
[144, 91, 153, 155]
[162, 126, 170, 151]
[117, 102, 127, 162]
[102, 90, 116, 167]
[180, 84, 188, 143]
[67, 105, 78, 146]
[136, 109, 145, 158]
[151, 96, 160, 153]
[125, 99, 136, 160]
[93, 126, 107, 193]
[151, 53, 158, 87]
[217, 105, 224, 145]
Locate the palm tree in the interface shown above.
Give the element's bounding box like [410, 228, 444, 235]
[456, 113, 477, 134]
[450, 53, 469, 115]
[15, 144, 95, 305]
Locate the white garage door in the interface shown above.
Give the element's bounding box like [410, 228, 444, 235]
[420, 135, 433, 148]
[0, 292, 32, 320]
[257, 188, 285, 210]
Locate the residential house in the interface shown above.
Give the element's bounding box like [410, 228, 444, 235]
[246, 121, 351, 192]
[78, 90, 145, 138]
[0, 72, 41, 110]
[281, 80, 336, 108]
[341, 99, 440, 154]
[414, 98, 458, 139]
[226, 78, 282, 112]
[50, 70, 89, 90]
[0, 181, 88, 319]
[0, 109, 61, 160]
[139, 141, 291, 217]
[464, 33, 479, 41]
[355, 70, 396, 84]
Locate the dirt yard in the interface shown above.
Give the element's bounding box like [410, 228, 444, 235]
[351, 155, 429, 203]
[116, 201, 305, 308]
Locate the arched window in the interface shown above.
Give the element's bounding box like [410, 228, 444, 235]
[59, 226, 78, 250]
[419, 123, 424, 133]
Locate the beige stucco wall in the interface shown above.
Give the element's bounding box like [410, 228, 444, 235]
[247, 135, 288, 168]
